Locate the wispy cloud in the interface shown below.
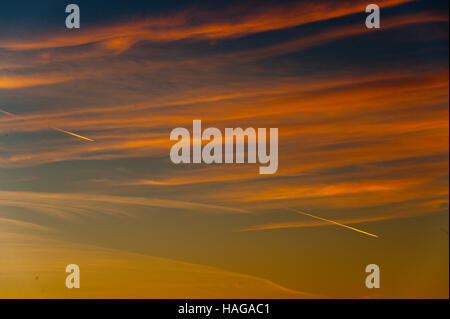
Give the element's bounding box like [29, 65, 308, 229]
[0, 190, 249, 219]
[0, 0, 413, 51]
[0, 232, 315, 298]
[0, 73, 73, 89]
[0, 217, 55, 232]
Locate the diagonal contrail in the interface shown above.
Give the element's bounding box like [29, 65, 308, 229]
[0, 108, 94, 142]
[292, 209, 379, 238]
[51, 126, 94, 142]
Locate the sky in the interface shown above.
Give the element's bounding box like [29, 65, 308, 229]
[0, 0, 448, 298]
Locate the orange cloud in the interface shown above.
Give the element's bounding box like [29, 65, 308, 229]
[0, 73, 73, 89]
[0, 69, 447, 170]
[219, 10, 449, 64]
[0, 0, 414, 51]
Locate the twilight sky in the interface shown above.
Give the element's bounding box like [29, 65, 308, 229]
[0, 0, 448, 298]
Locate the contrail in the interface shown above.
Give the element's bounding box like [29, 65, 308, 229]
[0, 108, 94, 142]
[292, 209, 379, 238]
[51, 127, 94, 142]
